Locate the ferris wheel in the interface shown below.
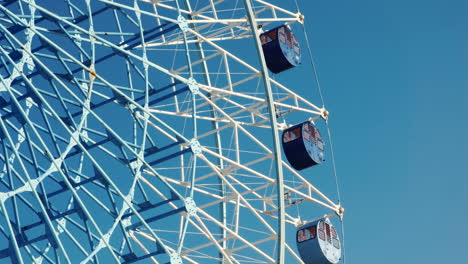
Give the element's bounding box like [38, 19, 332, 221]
[0, 0, 345, 263]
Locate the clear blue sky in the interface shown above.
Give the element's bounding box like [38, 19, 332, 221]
[295, 0, 468, 263]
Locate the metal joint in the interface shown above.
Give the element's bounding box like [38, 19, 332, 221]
[177, 16, 189, 33]
[184, 197, 197, 216]
[170, 252, 183, 264]
[320, 107, 329, 120]
[187, 77, 199, 94]
[297, 12, 305, 24]
[189, 139, 202, 155]
[336, 205, 345, 219]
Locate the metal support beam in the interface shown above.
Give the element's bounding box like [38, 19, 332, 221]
[242, 0, 286, 263]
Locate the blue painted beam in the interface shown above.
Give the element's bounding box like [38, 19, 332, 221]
[122, 248, 165, 263]
[126, 206, 186, 230]
[121, 198, 179, 220]
[126, 141, 181, 164]
[147, 148, 191, 166]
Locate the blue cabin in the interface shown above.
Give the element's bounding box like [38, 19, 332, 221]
[297, 218, 341, 264]
[282, 121, 325, 171]
[260, 25, 301, 74]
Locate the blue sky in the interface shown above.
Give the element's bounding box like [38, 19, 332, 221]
[295, 0, 468, 262]
[1, 0, 466, 262]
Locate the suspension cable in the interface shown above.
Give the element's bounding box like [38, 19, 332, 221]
[293, 0, 325, 107]
[293, 0, 346, 262]
[293, 0, 342, 209]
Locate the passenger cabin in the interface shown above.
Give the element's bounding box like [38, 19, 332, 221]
[260, 25, 301, 74]
[297, 218, 341, 264]
[282, 121, 325, 171]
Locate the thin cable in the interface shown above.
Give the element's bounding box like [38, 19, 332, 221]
[293, 0, 346, 262]
[293, 0, 342, 205]
[325, 124, 342, 203]
[294, 0, 342, 203]
[341, 219, 347, 263]
[293, 0, 325, 107]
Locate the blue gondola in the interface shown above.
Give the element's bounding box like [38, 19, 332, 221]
[282, 120, 325, 171]
[260, 25, 301, 74]
[297, 218, 341, 264]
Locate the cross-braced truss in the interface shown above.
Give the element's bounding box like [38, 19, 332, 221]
[0, 0, 341, 263]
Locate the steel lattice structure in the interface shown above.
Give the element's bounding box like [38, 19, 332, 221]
[0, 0, 343, 263]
